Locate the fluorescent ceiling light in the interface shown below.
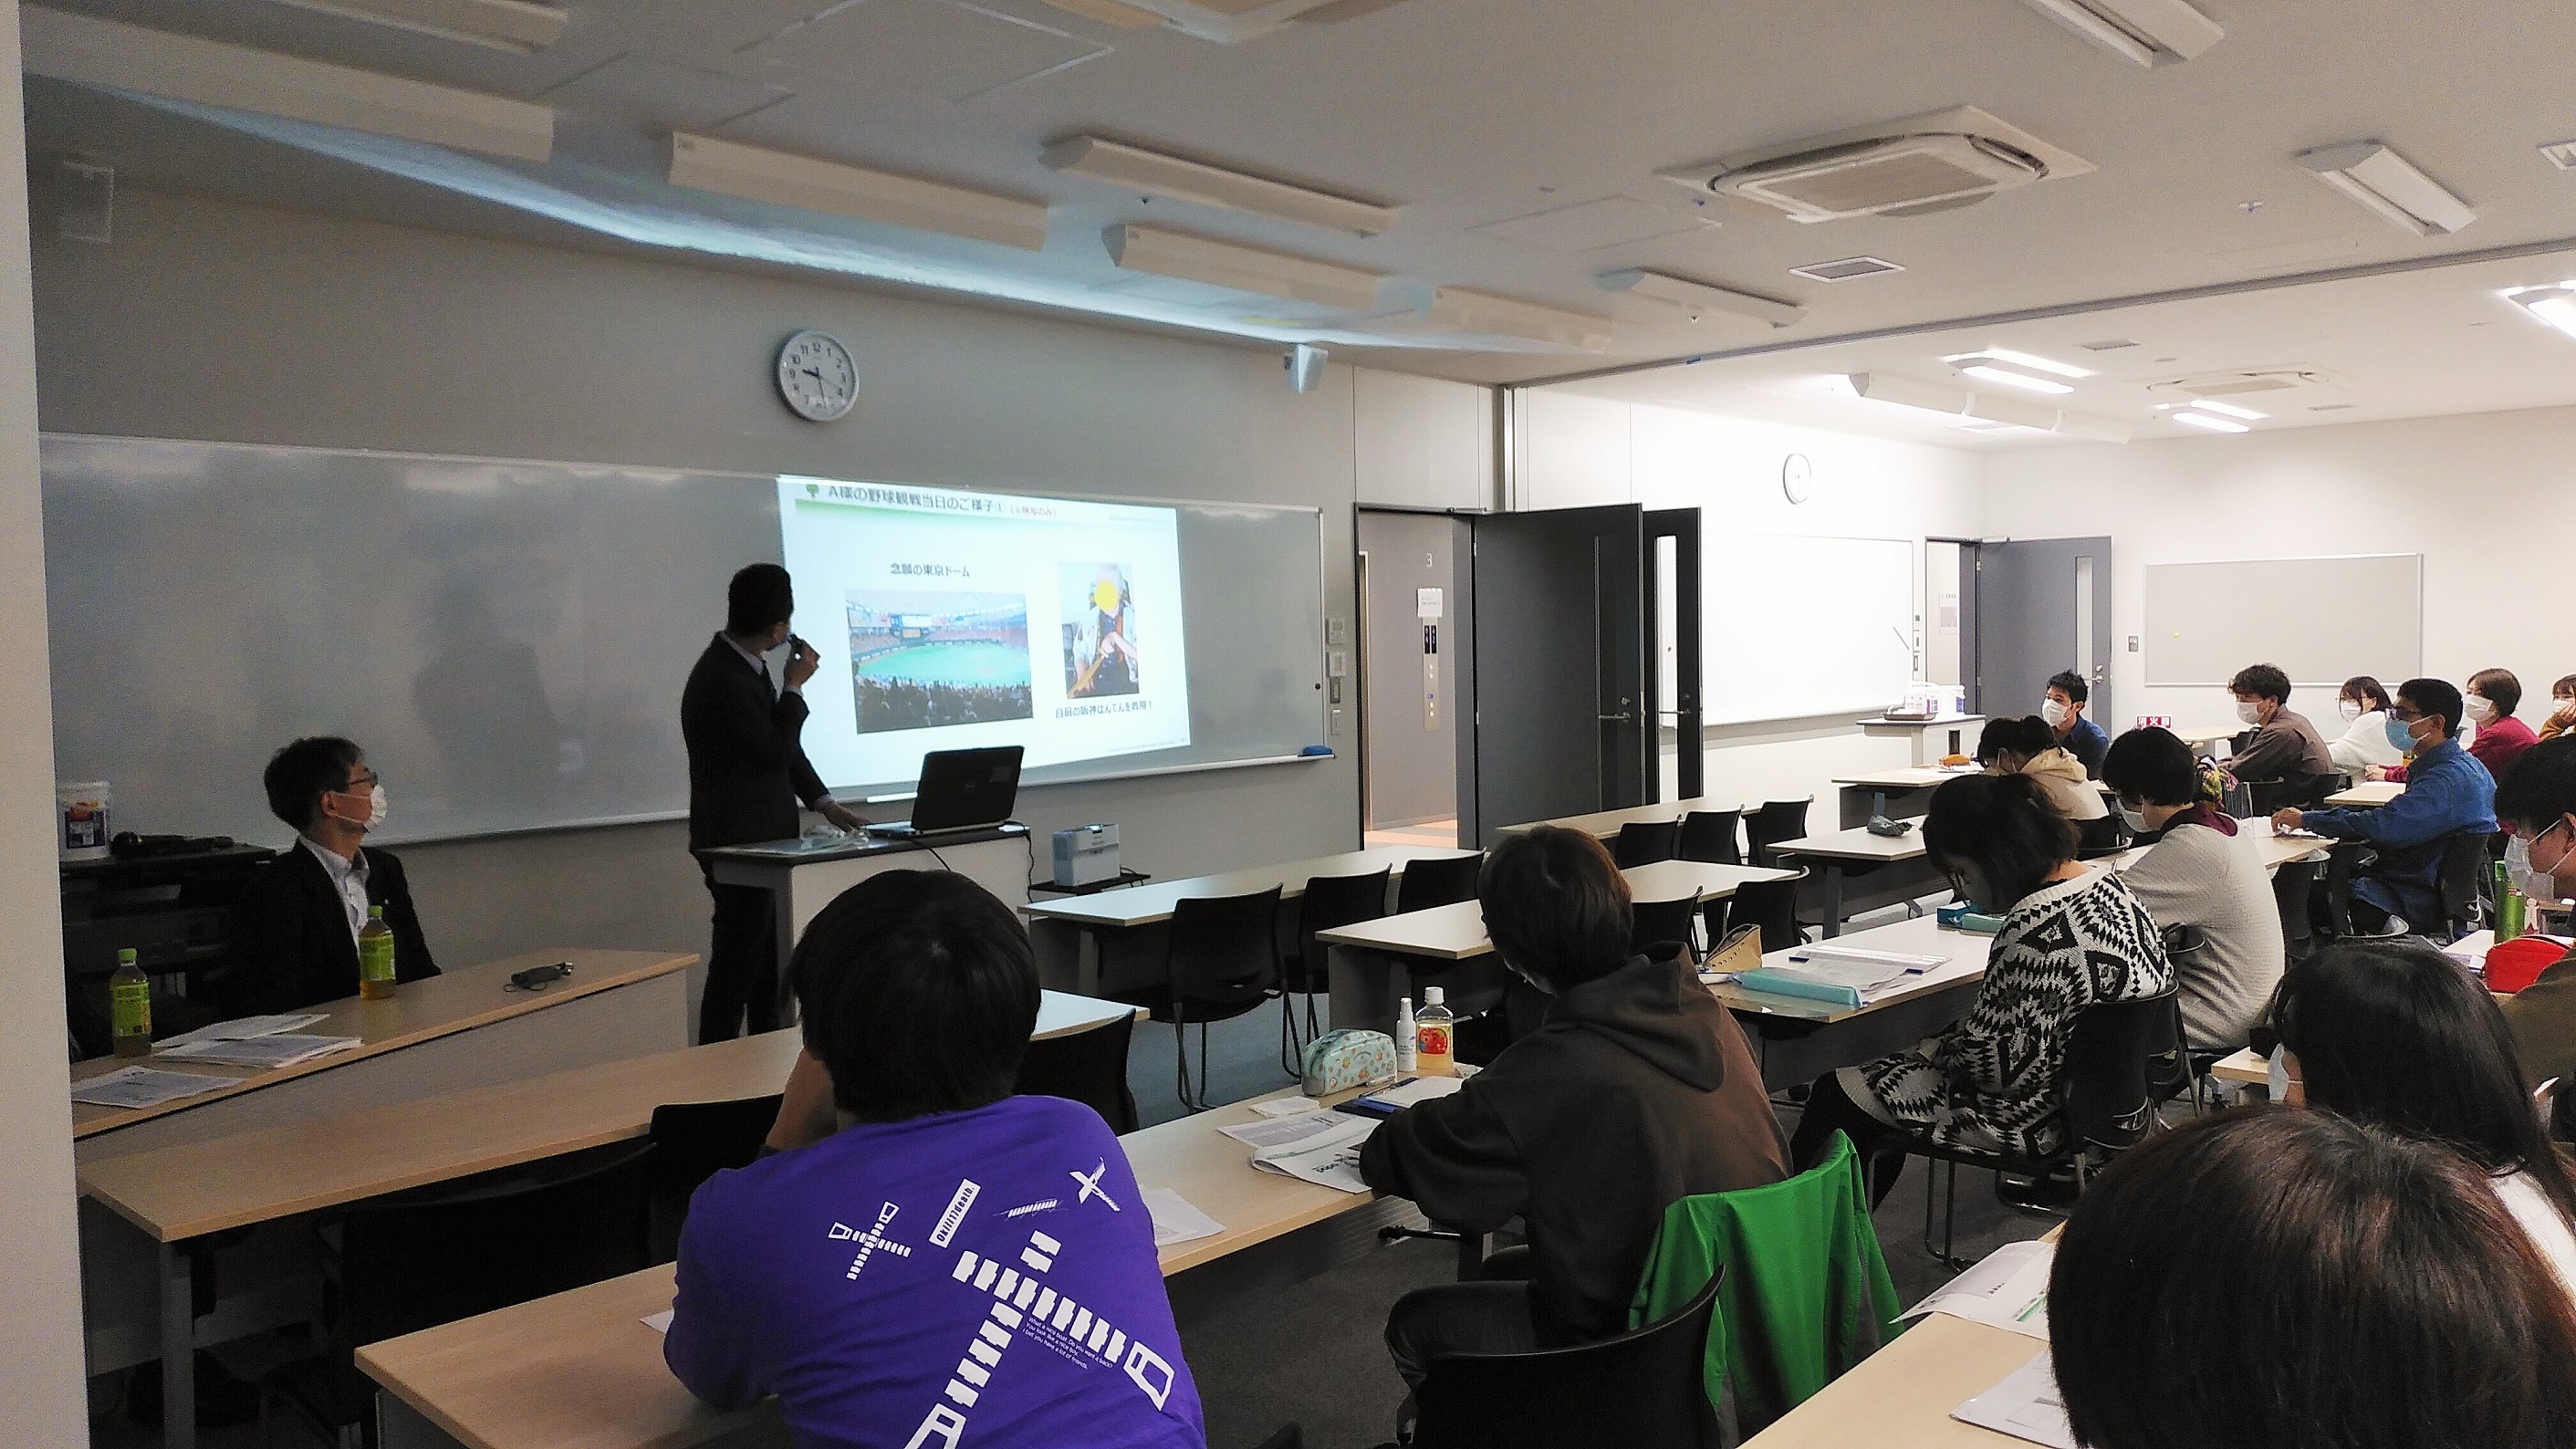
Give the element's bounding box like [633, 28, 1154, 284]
[2174, 411, 2249, 433]
[1424, 288, 1611, 351]
[1960, 364, 2074, 395]
[666, 132, 1048, 251]
[265, 0, 567, 54]
[1103, 224, 1380, 311]
[20, 6, 553, 162]
[2014, 0, 2223, 67]
[1595, 269, 1806, 328]
[1044, 135, 1394, 236]
[2296, 141, 2476, 236]
[1945, 347, 2092, 378]
[2505, 284, 2576, 340]
[2188, 398, 2267, 420]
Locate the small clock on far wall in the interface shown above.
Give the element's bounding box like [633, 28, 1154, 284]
[1781, 452, 1813, 504]
[776, 329, 858, 422]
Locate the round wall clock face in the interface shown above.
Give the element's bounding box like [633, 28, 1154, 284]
[1782, 452, 1814, 504]
[777, 329, 858, 422]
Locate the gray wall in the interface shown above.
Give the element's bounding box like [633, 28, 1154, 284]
[30, 189, 1489, 980]
[1358, 509, 1460, 830]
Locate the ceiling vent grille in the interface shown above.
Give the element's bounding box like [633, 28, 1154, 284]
[2150, 369, 2336, 401]
[1789, 255, 1903, 283]
[2078, 338, 2141, 351]
[1663, 107, 2091, 224]
[1040, 0, 1412, 42]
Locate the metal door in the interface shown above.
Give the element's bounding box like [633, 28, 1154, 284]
[1464, 506, 1646, 844]
[1971, 537, 2114, 729]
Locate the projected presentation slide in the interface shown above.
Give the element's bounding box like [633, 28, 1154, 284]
[777, 476, 1192, 789]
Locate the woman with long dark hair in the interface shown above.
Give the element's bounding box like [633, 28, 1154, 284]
[2272, 938, 2576, 1290]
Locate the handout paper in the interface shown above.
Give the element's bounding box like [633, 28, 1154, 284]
[1952, 1351, 2077, 1449]
[70, 1065, 235, 1110]
[1903, 1238, 2052, 1341]
[1143, 1188, 1225, 1247]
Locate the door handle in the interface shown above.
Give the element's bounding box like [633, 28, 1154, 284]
[1598, 712, 1634, 724]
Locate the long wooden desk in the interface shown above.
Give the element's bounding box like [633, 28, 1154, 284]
[2323, 780, 2404, 808]
[1319, 860, 1797, 1037]
[80, 990, 1140, 1449]
[1858, 714, 1986, 767]
[72, 948, 695, 1162]
[356, 1083, 1401, 1449]
[1740, 1313, 2043, 1447]
[1768, 828, 1935, 938]
[1495, 796, 1742, 840]
[1715, 912, 1991, 1089]
[1022, 844, 1469, 996]
[1832, 767, 1969, 829]
[2094, 821, 2333, 877]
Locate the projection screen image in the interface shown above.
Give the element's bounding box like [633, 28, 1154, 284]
[779, 476, 1191, 790]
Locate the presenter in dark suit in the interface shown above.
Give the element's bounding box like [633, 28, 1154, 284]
[683, 564, 866, 1042]
[227, 736, 441, 1015]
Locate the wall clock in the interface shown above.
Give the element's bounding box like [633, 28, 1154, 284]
[777, 329, 858, 422]
[1782, 452, 1813, 504]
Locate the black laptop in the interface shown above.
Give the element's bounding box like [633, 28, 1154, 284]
[868, 745, 1024, 839]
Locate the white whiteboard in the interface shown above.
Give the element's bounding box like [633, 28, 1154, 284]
[1704, 534, 1915, 724]
[2145, 554, 2421, 685]
[41, 435, 1326, 844]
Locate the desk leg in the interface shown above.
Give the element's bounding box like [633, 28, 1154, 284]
[770, 880, 800, 1029]
[1820, 864, 1846, 940]
[1869, 790, 1889, 819]
[160, 1240, 194, 1449]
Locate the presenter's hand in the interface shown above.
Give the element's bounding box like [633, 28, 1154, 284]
[767, 1048, 841, 1152]
[819, 801, 870, 832]
[784, 635, 822, 691]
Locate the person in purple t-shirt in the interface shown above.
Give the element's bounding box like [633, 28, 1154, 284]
[664, 870, 1205, 1449]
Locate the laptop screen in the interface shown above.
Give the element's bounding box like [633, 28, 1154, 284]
[907, 746, 1024, 832]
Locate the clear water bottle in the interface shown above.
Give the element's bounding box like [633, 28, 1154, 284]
[1414, 986, 1455, 1076]
[1394, 996, 1416, 1074]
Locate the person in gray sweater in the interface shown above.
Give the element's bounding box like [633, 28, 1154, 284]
[2101, 727, 2289, 1051]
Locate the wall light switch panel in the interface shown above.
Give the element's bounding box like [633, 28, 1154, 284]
[1327, 617, 1349, 646]
[2128, 636, 2141, 652]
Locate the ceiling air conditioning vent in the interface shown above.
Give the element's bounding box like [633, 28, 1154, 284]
[1663, 107, 2091, 224]
[2157, 370, 2331, 398]
[1789, 255, 1904, 283]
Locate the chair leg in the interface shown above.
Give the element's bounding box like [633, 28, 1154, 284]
[1173, 1021, 1198, 1114]
[1197, 1022, 1212, 1110]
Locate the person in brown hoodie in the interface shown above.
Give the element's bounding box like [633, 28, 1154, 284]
[1359, 825, 1790, 1385]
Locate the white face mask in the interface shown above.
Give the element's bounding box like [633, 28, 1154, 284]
[2119, 805, 2153, 834]
[2268, 1045, 2292, 1101]
[365, 784, 389, 831]
[2235, 700, 2263, 725]
[2466, 693, 2497, 724]
[2338, 700, 2362, 722]
[2040, 699, 2071, 728]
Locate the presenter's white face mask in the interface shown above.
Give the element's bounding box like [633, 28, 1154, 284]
[2040, 699, 2070, 728]
[329, 779, 389, 832]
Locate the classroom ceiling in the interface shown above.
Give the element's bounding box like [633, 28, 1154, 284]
[18, 0, 2576, 421]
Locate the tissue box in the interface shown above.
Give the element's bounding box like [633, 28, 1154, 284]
[1051, 824, 1120, 887]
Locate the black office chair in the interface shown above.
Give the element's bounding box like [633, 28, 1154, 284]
[1724, 874, 1806, 953]
[1289, 868, 1392, 1047]
[1897, 988, 2180, 1267]
[2243, 777, 2324, 815]
[262, 1141, 655, 1447]
[646, 1094, 784, 1263]
[1410, 1267, 1726, 1449]
[2072, 814, 2127, 860]
[1679, 809, 1744, 866]
[1746, 799, 1812, 869]
[2436, 831, 2497, 938]
[1123, 887, 1283, 1112]
[2145, 924, 2228, 1113]
[1632, 891, 1703, 959]
[1017, 1010, 1141, 1134]
[1612, 819, 1682, 869]
[1396, 852, 1485, 914]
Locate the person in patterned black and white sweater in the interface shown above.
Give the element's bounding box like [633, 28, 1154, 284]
[1789, 773, 2173, 1204]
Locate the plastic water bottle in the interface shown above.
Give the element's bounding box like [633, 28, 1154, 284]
[1414, 986, 1455, 1076]
[2496, 861, 2528, 943]
[1394, 996, 1416, 1073]
[359, 905, 398, 1000]
[110, 947, 151, 1058]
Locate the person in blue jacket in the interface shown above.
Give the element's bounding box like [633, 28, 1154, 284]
[2276, 676, 2496, 934]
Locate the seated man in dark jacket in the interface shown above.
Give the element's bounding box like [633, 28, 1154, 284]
[224, 736, 439, 1014]
[1359, 825, 1790, 1384]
